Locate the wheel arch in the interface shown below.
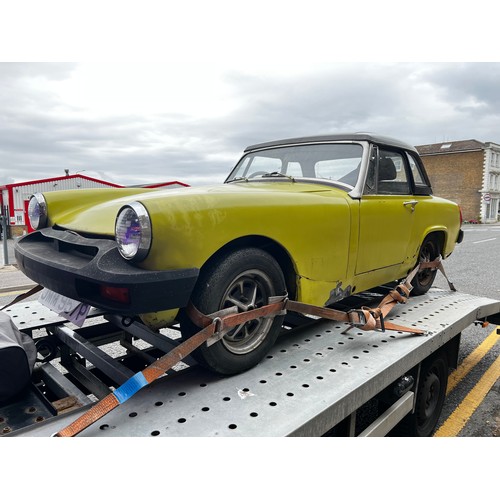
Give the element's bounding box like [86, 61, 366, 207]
[199, 235, 298, 300]
[421, 229, 446, 257]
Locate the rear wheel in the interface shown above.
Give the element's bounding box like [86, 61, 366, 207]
[393, 353, 448, 437]
[411, 236, 440, 295]
[180, 248, 287, 375]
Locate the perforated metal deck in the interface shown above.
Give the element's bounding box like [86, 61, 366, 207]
[6, 288, 500, 437]
[2, 300, 103, 333]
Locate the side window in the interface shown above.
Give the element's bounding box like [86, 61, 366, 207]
[407, 153, 428, 186]
[364, 149, 410, 195]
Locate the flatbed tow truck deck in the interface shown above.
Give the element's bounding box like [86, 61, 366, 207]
[2, 286, 500, 437]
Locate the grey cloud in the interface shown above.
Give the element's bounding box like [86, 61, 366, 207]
[213, 63, 500, 173]
[0, 63, 76, 80]
[2, 62, 500, 188]
[424, 63, 500, 106]
[216, 64, 421, 146]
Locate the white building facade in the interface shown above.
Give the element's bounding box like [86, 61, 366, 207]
[482, 142, 500, 223]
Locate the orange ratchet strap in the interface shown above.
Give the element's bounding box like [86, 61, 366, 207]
[53, 257, 452, 436]
[0, 284, 44, 311]
[53, 301, 285, 437]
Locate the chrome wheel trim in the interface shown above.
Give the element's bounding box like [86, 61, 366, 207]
[220, 269, 274, 355]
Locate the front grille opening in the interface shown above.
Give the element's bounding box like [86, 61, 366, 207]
[48, 227, 115, 258]
[56, 240, 99, 258]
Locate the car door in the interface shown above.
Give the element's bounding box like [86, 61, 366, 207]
[355, 147, 417, 274]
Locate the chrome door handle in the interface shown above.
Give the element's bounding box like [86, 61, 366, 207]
[403, 200, 418, 212]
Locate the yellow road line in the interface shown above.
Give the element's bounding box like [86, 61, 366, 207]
[0, 289, 33, 298]
[447, 327, 500, 394]
[435, 352, 500, 437]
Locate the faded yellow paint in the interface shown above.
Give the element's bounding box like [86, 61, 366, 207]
[141, 308, 179, 330]
[38, 180, 461, 331]
[42, 188, 149, 234]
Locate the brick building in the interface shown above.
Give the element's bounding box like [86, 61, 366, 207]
[416, 139, 500, 223]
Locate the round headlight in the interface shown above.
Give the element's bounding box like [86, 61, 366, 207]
[115, 202, 152, 261]
[28, 193, 48, 230]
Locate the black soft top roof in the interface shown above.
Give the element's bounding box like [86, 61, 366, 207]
[245, 133, 418, 154]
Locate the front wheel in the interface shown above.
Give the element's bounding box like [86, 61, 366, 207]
[180, 248, 287, 375]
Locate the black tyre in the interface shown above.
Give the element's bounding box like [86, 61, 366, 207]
[180, 248, 287, 375]
[395, 353, 448, 437]
[411, 236, 440, 295]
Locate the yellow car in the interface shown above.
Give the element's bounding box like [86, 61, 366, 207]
[15, 133, 463, 374]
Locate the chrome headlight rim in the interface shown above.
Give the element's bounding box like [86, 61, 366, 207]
[28, 193, 48, 230]
[115, 201, 152, 262]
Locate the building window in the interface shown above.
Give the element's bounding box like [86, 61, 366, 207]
[490, 174, 499, 191]
[491, 152, 500, 169]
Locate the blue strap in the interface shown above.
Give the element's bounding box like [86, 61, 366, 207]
[114, 372, 149, 404]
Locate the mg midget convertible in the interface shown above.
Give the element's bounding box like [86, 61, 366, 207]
[15, 133, 463, 374]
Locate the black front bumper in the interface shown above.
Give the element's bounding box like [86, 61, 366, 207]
[14, 228, 199, 315]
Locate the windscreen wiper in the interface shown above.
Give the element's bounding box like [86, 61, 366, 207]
[226, 176, 249, 183]
[262, 172, 295, 181]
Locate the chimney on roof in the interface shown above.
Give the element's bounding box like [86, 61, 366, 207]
[64, 169, 69, 176]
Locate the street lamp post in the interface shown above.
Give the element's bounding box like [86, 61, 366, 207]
[1, 214, 8, 266]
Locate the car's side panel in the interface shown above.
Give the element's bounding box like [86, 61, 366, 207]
[344, 195, 460, 296]
[356, 195, 416, 274]
[405, 196, 461, 259]
[140, 184, 352, 295]
[39, 184, 357, 317]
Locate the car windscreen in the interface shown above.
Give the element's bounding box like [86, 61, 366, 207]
[225, 143, 363, 187]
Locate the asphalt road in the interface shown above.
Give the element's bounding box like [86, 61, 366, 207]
[432, 224, 500, 437]
[1, 226, 499, 437]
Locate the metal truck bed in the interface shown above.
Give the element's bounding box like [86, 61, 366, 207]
[4, 288, 500, 437]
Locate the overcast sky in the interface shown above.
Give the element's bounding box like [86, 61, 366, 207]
[2, 3, 499, 188]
